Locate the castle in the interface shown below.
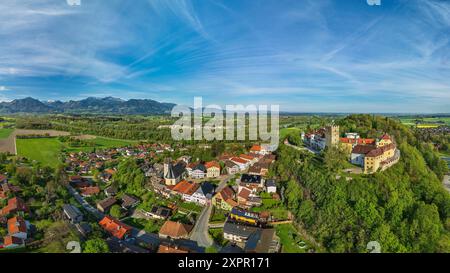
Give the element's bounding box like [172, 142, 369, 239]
[302, 125, 400, 174]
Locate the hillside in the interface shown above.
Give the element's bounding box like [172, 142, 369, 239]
[0, 97, 176, 115]
[275, 114, 450, 252]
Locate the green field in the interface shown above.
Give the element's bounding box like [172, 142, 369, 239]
[0, 128, 14, 139]
[399, 117, 450, 127]
[16, 136, 136, 167]
[16, 138, 63, 167]
[280, 127, 302, 140]
[64, 137, 135, 152]
[276, 224, 310, 253]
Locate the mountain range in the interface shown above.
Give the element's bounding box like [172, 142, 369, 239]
[0, 97, 176, 115]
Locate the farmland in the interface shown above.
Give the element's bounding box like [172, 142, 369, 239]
[16, 138, 63, 168]
[0, 128, 14, 139]
[398, 116, 450, 128]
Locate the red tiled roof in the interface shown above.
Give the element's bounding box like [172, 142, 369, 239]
[231, 157, 247, 164]
[205, 161, 220, 169]
[352, 145, 376, 155]
[172, 180, 199, 195]
[1, 197, 28, 216]
[250, 145, 261, 152]
[99, 216, 132, 240]
[238, 188, 251, 200]
[340, 138, 375, 145]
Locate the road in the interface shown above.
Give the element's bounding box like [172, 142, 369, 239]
[190, 204, 215, 247]
[189, 174, 232, 248]
[66, 185, 104, 220]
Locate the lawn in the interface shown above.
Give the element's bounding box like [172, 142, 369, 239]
[209, 228, 228, 247]
[0, 128, 14, 139]
[16, 138, 63, 168]
[276, 224, 310, 253]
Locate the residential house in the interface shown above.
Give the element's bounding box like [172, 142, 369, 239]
[224, 160, 239, 175]
[191, 163, 207, 179]
[99, 216, 132, 240]
[244, 228, 280, 253]
[62, 204, 83, 224]
[159, 220, 193, 239]
[171, 180, 200, 203]
[96, 197, 117, 213]
[104, 186, 117, 197]
[229, 207, 260, 226]
[190, 182, 215, 205]
[69, 176, 90, 189]
[212, 186, 238, 211]
[239, 174, 264, 193]
[1, 197, 28, 216]
[80, 186, 100, 197]
[265, 180, 277, 194]
[121, 194, 140, 210]
[223, 220, 259, 244]
[205, 161, 221, 178]
[7, 216, 29, 240]
[3, 235, 25, 248]
[230, 157, 249, 171]
[146, 206, 172, 220]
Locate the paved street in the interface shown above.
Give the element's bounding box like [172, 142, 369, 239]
[190, 204, 214, 247]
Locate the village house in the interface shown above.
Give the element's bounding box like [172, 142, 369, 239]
[3, 235, 25, 248]
[121, 194, 140, 210]
[238, 174, 264, 194]
[158, 220, 193, 239]
[223, 220, 259, 244]
[171, 180, 200, 203]
[229, 207, 260, 226]
[244, 228, 280, 253]
[97, 197, 117, 213]
[224, 160, 240, 175]
[145, 206, 172, 220]
[99, 216, 132, 240]
[189, 182, 215, 205]
[230, 157, 249, 171]
[62, 204, 83, 224]
[265, 180, 277, 194]
[7, 216, 30, 240]
[205, 161, 221, 178]
[212, 186, 238, 211]
[104, 186, 118, 197]
[80, 186, 100, 197]
[1, 197, 28, 216]
[190, 163, 207, 179]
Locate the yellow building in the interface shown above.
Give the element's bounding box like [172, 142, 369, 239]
[350, 134, 400, 174]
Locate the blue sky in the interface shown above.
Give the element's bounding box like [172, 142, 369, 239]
[0, 0, 449, 113]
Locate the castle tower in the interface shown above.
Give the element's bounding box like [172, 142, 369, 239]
[325, 125, 339, 148]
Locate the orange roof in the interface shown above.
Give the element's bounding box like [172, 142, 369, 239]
[8, 216, 27, 234]
[159, 221, 193, 238]
[1, 197, 27, 216]
[231, 157, 247, 164]
[3, 235, 23, 247]
[172, 180, 199, 195]
[250, 145, 261, 152]
[205, 161, 220, 169]
[99, 216, 132, 240]
[238, 188, 251, 200]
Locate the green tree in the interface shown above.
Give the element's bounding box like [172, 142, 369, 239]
[83, 238, 110, 253]
[110, 205, 122, 219]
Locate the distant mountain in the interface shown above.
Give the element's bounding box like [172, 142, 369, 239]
[0, 97, 176, 115]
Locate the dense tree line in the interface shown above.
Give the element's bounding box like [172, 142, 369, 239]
[274, 115, 450, 252]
